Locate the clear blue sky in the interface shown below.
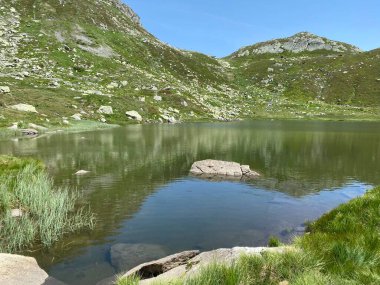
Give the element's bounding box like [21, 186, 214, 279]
[125, 0, 380, 57]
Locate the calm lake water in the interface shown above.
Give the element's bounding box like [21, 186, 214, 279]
[0, 120, 379, 285]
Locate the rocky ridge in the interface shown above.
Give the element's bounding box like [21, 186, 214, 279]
[233, 32, 362, 57]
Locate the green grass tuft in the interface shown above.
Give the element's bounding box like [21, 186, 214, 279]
[0, 155, 95, 252]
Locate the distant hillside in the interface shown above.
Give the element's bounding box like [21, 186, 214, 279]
[0, 1, 379, 132]
[229, 32, 362, 58]
[227, 33, 380, 106]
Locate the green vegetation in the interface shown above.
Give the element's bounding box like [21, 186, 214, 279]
[268, 236, 281, 248]
[0, 155, 95, 252]
[115, 186, 380, 284]
[1, 0, 380, 135]
[116, 274, 140, 285]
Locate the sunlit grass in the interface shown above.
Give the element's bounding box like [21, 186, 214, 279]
[0, 156, 95, 252]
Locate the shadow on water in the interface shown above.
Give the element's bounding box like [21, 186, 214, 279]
[0, 120, 379, 284]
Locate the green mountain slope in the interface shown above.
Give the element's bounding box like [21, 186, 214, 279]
[0, 1, 379, 132]
[0, 0, 246, 127]
[227, 32, 380, 106]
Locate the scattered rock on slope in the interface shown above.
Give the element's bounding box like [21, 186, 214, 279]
[126, 110, 142, 121]
[98, 106, 113, 115]
[0, 86, 10, 93]
[10, 104, 38, 113]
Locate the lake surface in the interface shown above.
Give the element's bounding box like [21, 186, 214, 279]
[0, 120, 379, 285]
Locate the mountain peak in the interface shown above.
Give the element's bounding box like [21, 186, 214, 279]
[231, 32, 362, 58]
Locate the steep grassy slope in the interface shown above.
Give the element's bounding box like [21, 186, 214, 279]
[0, 0, 247, 128]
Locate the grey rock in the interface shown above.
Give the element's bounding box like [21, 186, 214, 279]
[11, 209, 23, 217]
[190, 159, 260, 179]
[122, 247, 291, 284]
[10, 104, 37, 113]
[153, 95, 162, 101]
[71, 113, 82, 121]
[74, 170, 90, 175]
[0, 254, 66, 285]
[126, 110, 142, 121]
[98, 106, 113, 115]
[0, 86, 10, 93]
[237, 32, 362, 56]
[110, 243, 168, 272]
[160, 114, 176, 124]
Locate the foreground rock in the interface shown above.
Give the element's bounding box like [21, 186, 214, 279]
[110, 243, 167, 272]
[119, 247, 290, 284]
[0, 254, 65, 285]
[190, 159, 260, 180]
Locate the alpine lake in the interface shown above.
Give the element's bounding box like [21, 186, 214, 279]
[1, 120, 379, 285]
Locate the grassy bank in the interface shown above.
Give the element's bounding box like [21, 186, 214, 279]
[0, 155, 95, 252]
[118, 186, 380, 284]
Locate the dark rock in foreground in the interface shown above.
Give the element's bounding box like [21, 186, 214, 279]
[190, 159, 260, 180]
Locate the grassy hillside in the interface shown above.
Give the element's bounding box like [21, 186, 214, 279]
[0, 1, 379, 133]
[227, 34, 380, 107]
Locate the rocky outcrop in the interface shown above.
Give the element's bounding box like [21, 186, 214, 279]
[0, 254, 65, 285]
[109, 0, 141, 25]
[235, 32, 362, 57]
[118, 247, 290, 284]
[190, 159, 260, 179]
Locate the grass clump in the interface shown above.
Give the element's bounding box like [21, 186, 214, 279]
[268, 236, 281, 247]
[297, 185, 380, 284]
[0, 155, 95, 252]
[116, 274, 140, 285]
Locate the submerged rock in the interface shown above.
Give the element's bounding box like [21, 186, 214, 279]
[190, 159, 260, 180]
[110, 243, 167, 272]
[0, 254, 65, 285]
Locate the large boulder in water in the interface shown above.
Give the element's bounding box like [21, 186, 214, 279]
[110, 243, 167, 272]
[190, 159, 260, 180]
[0, 253, 65, 285]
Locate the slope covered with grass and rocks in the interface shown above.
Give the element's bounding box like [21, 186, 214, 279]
[0, 1, 379, 134]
